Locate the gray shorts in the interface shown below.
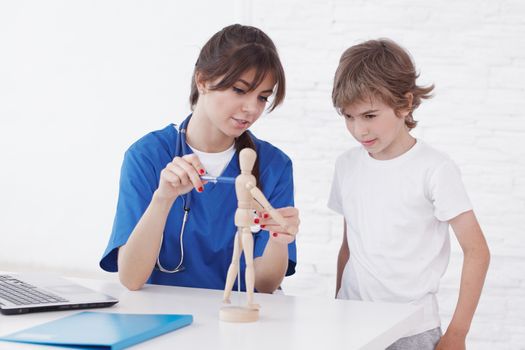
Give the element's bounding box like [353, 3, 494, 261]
[386, 327, 442, 350]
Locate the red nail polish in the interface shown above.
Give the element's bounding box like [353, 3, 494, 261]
[260, 225, 266, 228]
[272, 232, 278, 237]
[263, 213, 269, 219]
[198, 187, 203, 192]
[199, 169, 205, 175]
[254, 218, 260, 224]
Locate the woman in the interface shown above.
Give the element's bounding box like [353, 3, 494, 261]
[100, 24, 300, 293]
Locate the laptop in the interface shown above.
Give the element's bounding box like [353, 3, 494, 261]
[0, 273, 118, 315]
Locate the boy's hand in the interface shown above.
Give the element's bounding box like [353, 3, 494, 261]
[435, 331, 466, 350]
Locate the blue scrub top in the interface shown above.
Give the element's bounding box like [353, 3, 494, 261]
[100, 124, 296, 291]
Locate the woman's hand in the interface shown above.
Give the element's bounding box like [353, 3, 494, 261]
[156, 154, 206, 202]
[257, 206, 300, 244]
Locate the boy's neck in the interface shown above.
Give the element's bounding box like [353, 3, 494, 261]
[370, 133, 417, 161]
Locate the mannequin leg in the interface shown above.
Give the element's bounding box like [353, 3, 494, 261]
[241, 227, 258, 309]
[223, 230, 242, 303]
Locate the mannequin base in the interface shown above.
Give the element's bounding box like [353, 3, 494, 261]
[219, 306, 259, 323]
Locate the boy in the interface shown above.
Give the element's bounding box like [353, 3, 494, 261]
[328, 39, 490, 349]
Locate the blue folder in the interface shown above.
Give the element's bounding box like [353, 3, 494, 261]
[0, 311, 193, 349]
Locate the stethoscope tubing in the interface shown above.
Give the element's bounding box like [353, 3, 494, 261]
[156, 117, 192, 273]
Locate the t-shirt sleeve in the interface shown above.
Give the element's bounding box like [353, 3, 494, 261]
[429, 159, 473, 222]
[327, 156, 344, 215]
[253, 158, 297, 276]
[99, 146, 159, 272]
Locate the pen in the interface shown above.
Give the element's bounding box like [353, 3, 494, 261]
[200, 175, 236, 184]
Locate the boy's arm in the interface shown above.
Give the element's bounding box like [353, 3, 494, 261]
[437, 210, 490, 349]
[336, 219, 350, 297]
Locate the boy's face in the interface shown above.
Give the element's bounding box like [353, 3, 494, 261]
[342, 97, 413, 160]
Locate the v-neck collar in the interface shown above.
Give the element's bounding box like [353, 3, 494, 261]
[203, 151, 239, 193]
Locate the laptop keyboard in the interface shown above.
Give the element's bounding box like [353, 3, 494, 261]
[0, 275, 69, 305]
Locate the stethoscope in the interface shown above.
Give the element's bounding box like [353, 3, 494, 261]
[155, 115, 193, 274]
[155, 114, 261, 274]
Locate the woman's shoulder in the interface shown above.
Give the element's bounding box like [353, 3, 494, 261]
[128, 124, 178, 155]
[122, 125, 179, 170]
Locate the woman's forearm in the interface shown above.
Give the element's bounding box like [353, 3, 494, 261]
[254, 239, 289, 293]
[118, 191, 176, 290]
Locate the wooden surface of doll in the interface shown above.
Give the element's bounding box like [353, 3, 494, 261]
[220, 148, 297, 323]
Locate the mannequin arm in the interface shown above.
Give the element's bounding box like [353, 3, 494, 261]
[251, 198, 265, 213]
[245, 183, 298, 235]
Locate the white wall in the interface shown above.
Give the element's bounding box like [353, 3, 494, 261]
[0, 0, 242, 272]
[2, 1, 524, 348]
[247, 1, 525, 348]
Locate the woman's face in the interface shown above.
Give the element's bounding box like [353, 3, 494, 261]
[197, 69, 275, 139]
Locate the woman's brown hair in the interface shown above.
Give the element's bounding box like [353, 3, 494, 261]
[190, 24, 286, 183]
[332, 38, 433, 129]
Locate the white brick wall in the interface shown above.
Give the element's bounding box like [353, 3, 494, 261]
[247, 1, 525, 348]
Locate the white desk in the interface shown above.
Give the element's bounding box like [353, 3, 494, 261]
[0, 277, 422, 350]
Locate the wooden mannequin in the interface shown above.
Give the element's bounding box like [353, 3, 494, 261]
[220, 148, 297, 323]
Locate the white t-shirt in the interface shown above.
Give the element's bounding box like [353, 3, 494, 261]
[189, 143, 235, 177]
[327, 139, 472, 336]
